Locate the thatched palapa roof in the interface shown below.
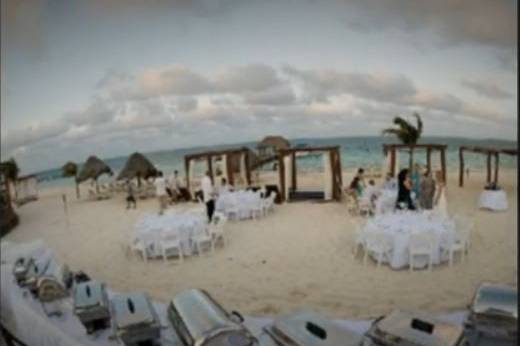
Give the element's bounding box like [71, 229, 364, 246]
[116, 152, 158, 180]
[76, 156, 113, 183]
[257, 136, 290, 150]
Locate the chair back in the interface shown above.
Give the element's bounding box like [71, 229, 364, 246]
[409, 232, 433, 251]
[160, 228, 179, 242]
[366, 231, 391, 249]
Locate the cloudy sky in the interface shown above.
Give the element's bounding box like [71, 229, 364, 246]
[1, 0, 517, 174]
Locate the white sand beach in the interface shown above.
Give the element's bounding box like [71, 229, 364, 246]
[3, 169, 517, 319]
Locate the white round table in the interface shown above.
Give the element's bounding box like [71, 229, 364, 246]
[375, 188, 397, 215]
[216, 190, 262, 220]
[134, 210, 207, 257]
[477, 189, 508, 211]
[359, 211, 455, 269]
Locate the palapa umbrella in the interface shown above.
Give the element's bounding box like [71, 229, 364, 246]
[76, 156, 113, 193]
[116, 152, 159, 186]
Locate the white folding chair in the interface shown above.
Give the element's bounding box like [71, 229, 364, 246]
[363, 232, 392, 267]
[453, 215, 473, 250]
[409, 232, 434, 272]
[352, 220, 366, 259]
[441, 228, 469, 267]
[225, 201, 240, 221]
[209, 212, 227, 248]
[251, 196, 264, 220]
[262, 192, 277, 216]
[159, 229, 184, 264]
[127, 236, 148, 263]
[193, 228, 214, 256]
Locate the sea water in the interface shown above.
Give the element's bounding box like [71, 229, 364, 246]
[35, 136, 517, 188]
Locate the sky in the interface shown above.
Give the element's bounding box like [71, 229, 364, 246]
[1, 0, 517, 174]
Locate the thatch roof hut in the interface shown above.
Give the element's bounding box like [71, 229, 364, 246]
[257, 136, 290, 152]
[76, 156, 113, 184]
[116, 152, 158, 182]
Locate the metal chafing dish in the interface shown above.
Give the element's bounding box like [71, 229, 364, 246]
[24, 256, 51, 295]
[111, 292, 161, 345]
[362, 309, 465, 346]
[12, 256, 35, 286]
[36, 260, 73, 302]
[263, 309, 362, 346]
[464, 282, 517, 342]
[167, 288, 257, 346]
[73, 280, 111, 334]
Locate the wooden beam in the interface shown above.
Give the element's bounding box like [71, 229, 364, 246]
[459, 148, 464, 187]
[207, 157, 213, 184]
[184, 157, 190, 192]
[390, 148, 396, 177]
[226, 154, 234, 186]
[440, 148, 447, 183]
[426, 147, 431, 173]
[278, 154, 285, 201]
[291, 152, 297, 190]
[486, 153, 491, 183]
[494, 153, 499, 184]
[245, 152, 252, 186]
[335, 149, 343, 200]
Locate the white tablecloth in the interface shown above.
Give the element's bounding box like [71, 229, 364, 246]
[375, 188, 397, 214]
[477, 190, 508, 211]
[359, 211, 455, 269]
[216, 190, 262, 219]
[135, 211, 207, 257]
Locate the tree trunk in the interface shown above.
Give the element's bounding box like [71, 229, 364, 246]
[409, 148, 414, 171]
[75, 180, 80, 199]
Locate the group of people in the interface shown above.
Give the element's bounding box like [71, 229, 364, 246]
[346, 164, 445, 214]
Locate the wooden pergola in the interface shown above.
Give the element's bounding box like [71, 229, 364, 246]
[383, 144, 448, 182]
[277, 146, 343, 201]
[458, 146, 518, 187]
[184, 147, 252, 192]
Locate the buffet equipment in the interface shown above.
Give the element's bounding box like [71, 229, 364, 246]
[111, 292, 161, 345]
[167, 288, 257, 346]
[362, 309, 465, 346]
[263, 309, 362, 346]
[73, 280, 111, 334]
[12, 256, 34, 286]
[464, 282, 517, 342]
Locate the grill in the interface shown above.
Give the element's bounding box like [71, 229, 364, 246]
[167, 288, 257, 346]
[111, 292, 161, 345]
[73, 280, 111, 334]
[263, 309, 362, 346]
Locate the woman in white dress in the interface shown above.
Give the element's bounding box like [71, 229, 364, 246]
[434, 170, 448, 217]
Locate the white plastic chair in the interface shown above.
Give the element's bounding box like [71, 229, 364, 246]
[409, 232, 434, 272]
[441, 228, 470, 266]
[159, 229, 184, 264]
[209, 212, 227, 248]
[352, 220, 366, 259]
[193, 228, 214, 256]
[262, 192, 277, 216]
[453, 215, 473, 250]
[363, 232, 392, 267]
[250, 196, 264, 220]
[127, 236, 148, 263]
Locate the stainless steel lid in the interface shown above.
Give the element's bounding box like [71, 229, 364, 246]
[266, 309, 362, 346]
[112, 292, 157, 330]
[169, 289, 245, 340]
[471, 283, 517, 319]
[74, 281, 107, 310]
[371, 309, 464, 346]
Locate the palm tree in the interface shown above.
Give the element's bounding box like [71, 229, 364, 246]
[62, 161, 80, 198]
[0, 158, 19, 182]
[382, 112, 423, 169]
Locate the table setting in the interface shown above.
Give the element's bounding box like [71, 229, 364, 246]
[477, 186, 508, 211]
[215, 190, 262, 220]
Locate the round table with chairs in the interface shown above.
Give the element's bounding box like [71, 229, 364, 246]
[354, 210, 470, 270]
[477, 189, 508, 211]
[216, 190, 275, 220]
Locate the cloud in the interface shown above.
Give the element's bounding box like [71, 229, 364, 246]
[345, 0, 516, 51]
[214, 64, 284, 92]
[461, 79, 513, 99]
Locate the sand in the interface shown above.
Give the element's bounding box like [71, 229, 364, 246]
[3, 169, 517, 319]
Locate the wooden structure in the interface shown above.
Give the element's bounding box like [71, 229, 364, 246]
[383, 144, 447, 182]
[9, 174, 38, 206]
[184, 147, 252, 193]
[0, 171, 18, 236]
[458, 146, 518, 187]
[277, 146, 342, 201]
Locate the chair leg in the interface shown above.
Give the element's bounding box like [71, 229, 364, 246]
[162, 249, 168, 264]
[141, 250, 147, 263]
[178, 247, 184, 263]
[363, 248, 368, 266]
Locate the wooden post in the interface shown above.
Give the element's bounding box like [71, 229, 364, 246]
[245, 151, 252, 186]
[409, 146, 414, 171]
[335, 149, 343, 200]
[486, 153, 491, 183]
[207, 156, 213, 184]
[278, 154, 285, 202]
[426, 147, 432, 173]
[459, 148, 464, 187]
[494, 153, 499, 184]
[184, 157, 190, 193]
[440, 148, 447, 183]
[291, 152, 297, 190]
[390, 148, 396, 177]
[330, 151, 338, 200]
[226, 155, 234, 186]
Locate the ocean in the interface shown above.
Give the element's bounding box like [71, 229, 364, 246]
[35, 136, 517, 188]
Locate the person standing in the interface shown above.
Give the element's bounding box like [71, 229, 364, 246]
[395, 168, 415, 210]
[126, 179, 137, 209]
[201, 171, 215, 222]
[154, 171, 168, 215]
[419, 170, 436, 209]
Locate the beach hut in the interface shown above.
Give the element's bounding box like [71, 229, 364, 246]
[458, 146, 518, 187]
[382, 144, 448, 182]
[257, 136, 290, 157]
[184, 147, 253, 196]
[0, 171, 18, 236]
[277, 146, 343, 202]
[76, 156, 113, 193]
[116, 152, 159, 186]
[8, 175, 38, 206]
